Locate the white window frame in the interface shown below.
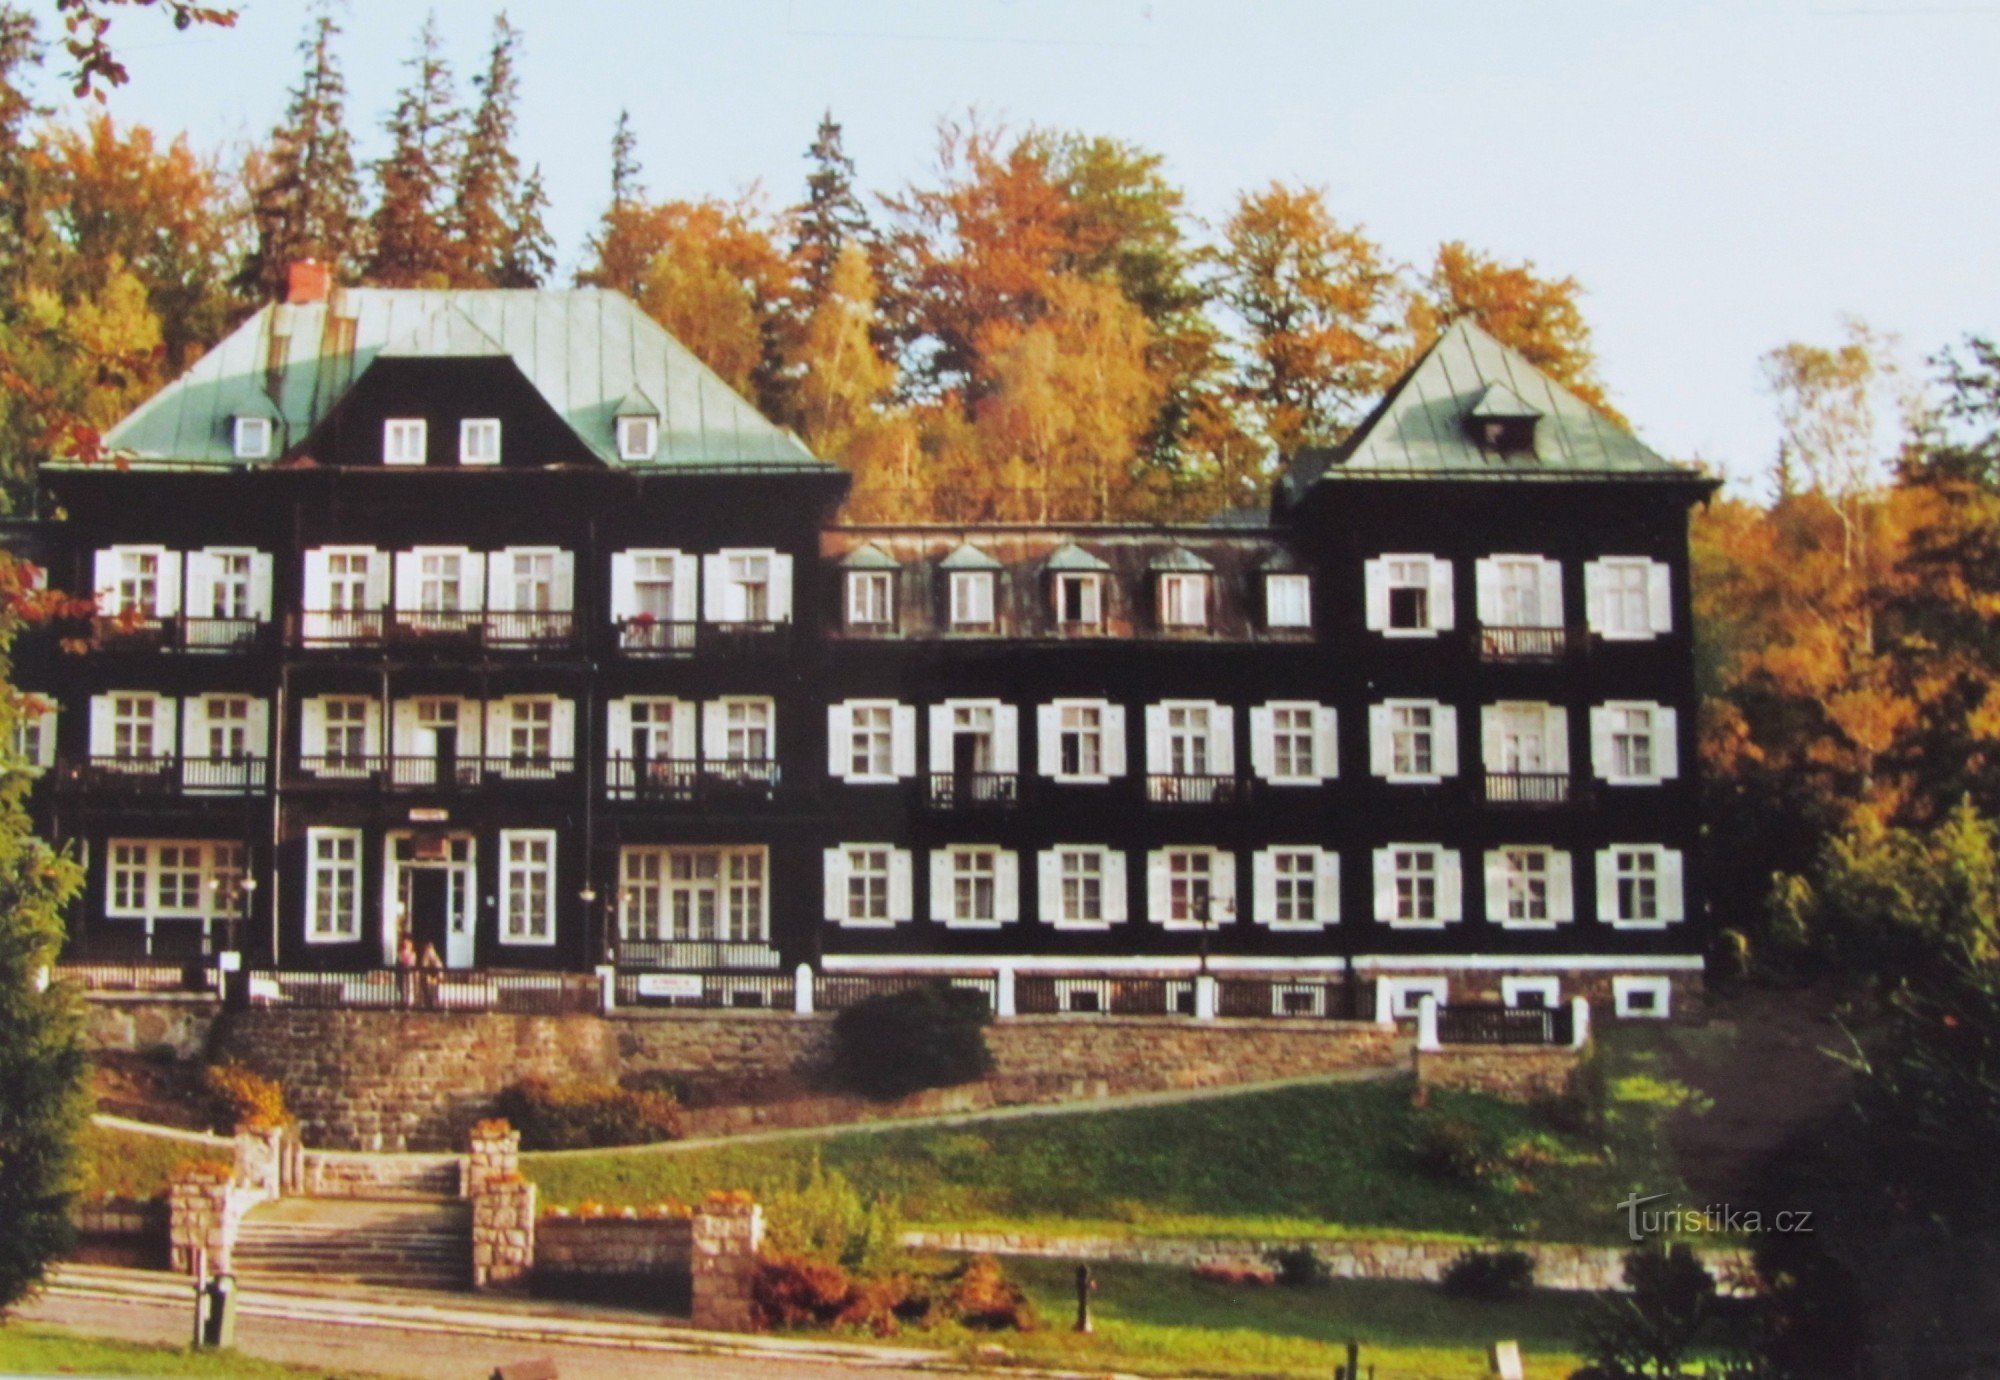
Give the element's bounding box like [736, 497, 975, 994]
[1484, 846, 1574, 929]
[617, 414, 659, 461]
[1157, 572, 1209, 629]
[12, 694, 56, 772]
[1252, 846, 1339, 930]
[1476, 554, 1563, 629]
[1613, 975, 1674, 1019]
[847, 571, 893, 627]
[618, 845, 769, 943]
[1597, 845, 1685, 929]
[383, 418, 427, 466]
[233, 415, 272, 460]
[1501, 976, 1562, 1009]
[1373, 844, 1463, 928]
[304, 828, 363, 942]
[498, 829, 558, 946]
[948, 571, 996, 629]
[1592, 701, 1679, 786]
[459, 417, 501, 466]
[1253, 701, 1337, 785]
[1265, 572, 1312, 629]
[932, 845, 1018, 929]
[1053, 573, 1104, 628]
[1587, 556, 1672, 640]
[711, 697, 774, 764]
[105, 839, 245, 922]
[1371, 699, 1457, 784]
[1043, 698, 1125, 784]
[1379, 976, 1450, 1021]
[1147, 847, 1235, 930]
[1039, 845, 1127, 930]
[823, 845, 913, 928]
[1366, 553, 1454, 637]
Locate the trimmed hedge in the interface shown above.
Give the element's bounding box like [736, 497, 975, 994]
[831, 981, 994, 1100]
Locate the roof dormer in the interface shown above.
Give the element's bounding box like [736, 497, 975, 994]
[1465, 382, 1542, 456]
[615, 387, 661, 461]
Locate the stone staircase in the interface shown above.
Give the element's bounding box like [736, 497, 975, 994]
[233, 1198, 472, 1292]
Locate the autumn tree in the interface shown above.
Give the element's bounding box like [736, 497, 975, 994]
[578, 110, 655, 297]
[793, 110, 869, 306]
[789, 241, 893, 453]
[238, 4, 366, 301]
[449, 12, 550, 287]
[367, 14, 462, 288]
[628, 198, 795, 417]
[1218, 182, 1405, 457]
[1414, 241, 1616, 420]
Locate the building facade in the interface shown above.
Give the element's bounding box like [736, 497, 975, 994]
[15, 277, 1714, 1020]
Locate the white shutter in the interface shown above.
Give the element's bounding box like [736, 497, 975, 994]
[249, 552, 275, 621]
[1213, 852, 1237, 921]
[888, 850, 913, 922]
[1429, 558, 1454, 631]
[1474, 558, 1499, 626]
[1483, 850, 1507, 923]
[88, 695, 115, 756]
[247, 698, 271, 760]
[1434, 705, 1459, 777]
[155, 551, 183, 617]
[1037, 850, 1061, 922]
[1314, 850, 1340, 922]
[299, 697, 326, 761]
[826, 704, 852, 779]
[184, 551, 216, 618]
[1648, 562, 1673, 633]
[461, 552, 487, 613]
[552, 551, 575, 613]
[1103, 705, 1128, 776]
[1544, 705, 1571, 774]
[487, 552, 517, 613]
[929, 851, 953, 923]
[1369, 705, 1394, 776]
[769, 554, 794, 623]
[92, 550, 117, 613]
[362, 699, 383, 757]
[1314, 707, 1339, 778]
[1584, 561, 1607, 633]
[395, 700, 422, 758]
[1252, 850, 1276, 923]
[1145, 850, 1170, 924]
[302, 550, 331, 615]
[673, 552, 700, 622]
[153, 696, 178, 755]
[1363, 558, 1389, 631]
[1596, 850, 1619, 922]
[701, 702, 727, 761]
[460, 698, 484, 758]
[1481, 705, 1504, 773]
[1210, 704, 1235, 776]
[181, 696, 208, 760]
[1590, 707, 1614, 779]
[1661, 850, 1686, 922]
[891, 705, 917, 778]
[994, 705, 1019, 774]
[1548, 852, 1575, 922]
[1538, 559, 1564, 627]
[1249, 706, 1274, 780]
[702, 554, 727, 621]
[1143, 705, 1168, 775]
[994, 853, 1020, 923]
[1437, 850, 1463, 922]
[551, 700, 576, 762]
[1103, 851, 1128, 923]
[822, 849, 847, 922]
[608, 553, 636, 621]
[928, 705, 952, 773]
[393, 551, 421, 611]
[607, 699, 632, 765]
[1656, 707, 1680, 780]
[1037, 705, 1060, 776]
[1372, 849, 1395, 922]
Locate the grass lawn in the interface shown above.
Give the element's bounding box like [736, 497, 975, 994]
[0, 1323, 365, 1378]
[525, 1029, 1702, 1245]
[73, 1122, 221, 1202]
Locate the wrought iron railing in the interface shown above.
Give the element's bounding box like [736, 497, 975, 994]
[1478, 625, 1568, 661]
[614, 971, 796, 1010]
[1435, 1002, 1575, 1046]
[616, 618, 699, 655]
[235, 968, 599, 1014]
[1014, 975, 1195, 1016]
[60, 756, 270, 796]
[1215, 977, 1358, 1020]
[925, 772, 1020, 809]
[291, 609, 581, 651]
[1145, 774, 1247, 805]
[605, 757, 780, 804]
[1484, 772, 1572, 805]
[286, 756, 575, 789]
[612, 940, 783, 971]
[812, 973, 999, 1011]
[92, 616, 269, 653]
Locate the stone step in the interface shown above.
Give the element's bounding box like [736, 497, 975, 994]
[234, 1197, 472, 1293]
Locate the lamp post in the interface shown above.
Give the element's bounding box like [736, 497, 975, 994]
[235, 874, 258, 959]
[578, 885, 602, 966]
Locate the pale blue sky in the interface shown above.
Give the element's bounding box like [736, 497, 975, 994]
[35, 0, 2000, 492]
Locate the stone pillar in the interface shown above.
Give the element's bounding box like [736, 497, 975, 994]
[471, 1177, 536, 1291]
[1416, 995, 1441, 1052]
[466, 1122, 520, 1201]
[690, 1198, 764, 1331]
[1373, 977, 1396, 1026]
[232, 1129, 284, 1200]
[596, 964, 617, 1015]
[168, 1164, 235, 1276]
[1570, 994, 1592, 1050]
[996, 967, 1016, 1019]
[1193, 974, 1218, 1021]
[793, 963, 814, 1016]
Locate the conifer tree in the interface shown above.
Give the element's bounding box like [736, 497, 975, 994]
[367, 13, 462, 288]
[580, 110, 658, 297]
[793, 110, 869, 305]
[449, 12, 534, 286]
[494, 164, 555, 288]
[609, 107, 641, 212]
[239, 5, 366, 300]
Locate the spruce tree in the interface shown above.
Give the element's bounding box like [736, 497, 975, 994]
[793, 110, 868, 304]
[494, 164, 555, 288]
[0, 6, 50, 296]
[449, 11, 529, 286]
[238, 4, 367, 301]
[609, 107, 642, 211]
[579, 110, 656, 297]
[367, 13, 462, 288]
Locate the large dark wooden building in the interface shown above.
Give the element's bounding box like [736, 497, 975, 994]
[15, 273, 1714, 1020]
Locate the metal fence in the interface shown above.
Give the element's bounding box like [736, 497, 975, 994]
[1435, 1002, 1575, 1046]
[1477, 626, 1568, 661]
[237, 968, 599, 1015]
[1014, 975, 1194, 1016]
[1215, 977, 1358, 1020]
[614, 971, 796, 1010]
[57, 961, 209, 993]
[813, 972, 999, 1012]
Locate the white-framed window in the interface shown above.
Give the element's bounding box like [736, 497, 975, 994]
[1145, 847, 1235, 929]
[418, 550, 466, 613]
[847, 571, 893, 627]
[1265, 573, 1312, 629]
[949, 571, 996, 629]
[1484, 847, 1574, 928]
[1365, 554, 1453, 636]
[1502, 976, 1562, 1009]
[1144, 700, 1235, 781]
[499, 829, 557, 945]
[1481, 702, 1570, 786]
[1038, 846, 1128, 929]
[1475, 555, 1563, 628]
[310, 696, 374, 771]
[383, 417, 427, 465]
[1037, 699, 1126, 782]
[11, 695, 56, 772]
[304, 828, 363, 942]
[105, 839, 245, 921]
[1369, 700, 1457, 783]
[1596, 845, 1685, 928]
[1373, 845, 1463, 927]
[617, 414, 659, 460]
[703, 548, 793, 624]
[459, 418, 501, 465]
[1251, 846, 1339, 929]
[708, 697, 774, 764]
[926, 700, 1020, 779]
[619, 846, 769, 942]
[727, 552, 769, 621]
[1613, 975, 1674, 1019]
[827, 699, 914, 783]
[206, 550, 254, 621]
[300, 546, 385, 633]
[233, 415, 272, 459]
[1157, 572, 1209, 628]
[200, 696, 251, 760]
[506, 699, 553, 764]
[117, 549, 160, 617]
[1586, 557, 1672, 639]
[1054, 573, 1104, 628]
[505, 550, 555, 611]
[1378, 975, 1450, 1021]
[1591, 701, 1679, 785]
[98, 545, 175, 620]
[823, 845, 913, 927]
[930, 846, 1019, 928]
[111, 693, 162, 759]
[1251, 701, 1337, 784]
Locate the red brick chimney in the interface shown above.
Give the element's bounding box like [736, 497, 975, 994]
[287, 260, 331, 305]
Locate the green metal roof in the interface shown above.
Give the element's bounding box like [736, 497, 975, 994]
[1281, 319, 1694, 498]
[99, 287, 825, 471]
[837, 542, 901, 570]
[1149, 545, 1213, 573]
[1042, 541, 1110, 573]
[938, 542, 1002, 571]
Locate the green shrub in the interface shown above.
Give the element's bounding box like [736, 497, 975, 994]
[1536, 1045, 1609, 1139]
[831, 981, 994, 1100]
[1405, 1109, 1504, 1183]
[202, 1062, 291, 1133]
[494, 1075, 682, 1150]
[764, 1156, 906, 1277]
[1264, 1244, 1329, 1288]
[1440, 1248, 1536, 1301]
[941, 1254, 1035, 1331]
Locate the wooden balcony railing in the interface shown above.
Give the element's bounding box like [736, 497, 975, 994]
[1145, 773, 1248, 805]
[59, 755, 270, 796]
[1484, 772, 1572, 806]
[291, 609, 580, 651]
[605, 757, 781, 804]
[616, 619, 790, 657]
[1477, 625, 1568, 661]
[1435, 1002, 1575, 1046]
[93, 616, 268, 654]
[925, 772, 1020, 809]
[287, 756, 575, 790]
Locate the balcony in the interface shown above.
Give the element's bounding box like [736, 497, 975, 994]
[925, 772, 1020, 810]
[605, 757, 781, 806]
[616, 618, 698, 656]
[1477, 626, 1568, 662]
[286, 755, 576, 792]
[1145, 773, 1248, 805]
[1484, 771, 1572, 806]
[615, 618, 789, 658]
[92, 616, 268, 654]
[58, 755, 271, 797]
[290, 610, 579, 652]
[611, 939, 784, 971]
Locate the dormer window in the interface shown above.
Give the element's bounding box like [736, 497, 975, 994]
[1265, 573, 1311, 628]
[1158, 573, 1208, 629]
[949, 571, 995, 629]
[232, 415, 272, 460]
[848, 571, 892, 627]
[618, 414, 658, 461]
[1465, 383, 1542, 456]
[384, 418, 427, 466]
[1054, 573, 1103, 628]
[460, 418, 501, 465]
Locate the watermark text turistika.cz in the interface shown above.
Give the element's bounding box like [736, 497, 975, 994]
[1617, 1192, 1814, 1243]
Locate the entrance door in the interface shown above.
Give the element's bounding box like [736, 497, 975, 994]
[389, 834, 478, 969]
[406, 869, 450, 958]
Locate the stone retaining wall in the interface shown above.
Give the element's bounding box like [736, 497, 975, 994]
[304, 1148, 464, 1199]
[536, 1216, 693, 1279]
[83, 996, 220, 1059]
[1415, 1045, 1581, 1102]
[75, 1196, 168, 1240]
